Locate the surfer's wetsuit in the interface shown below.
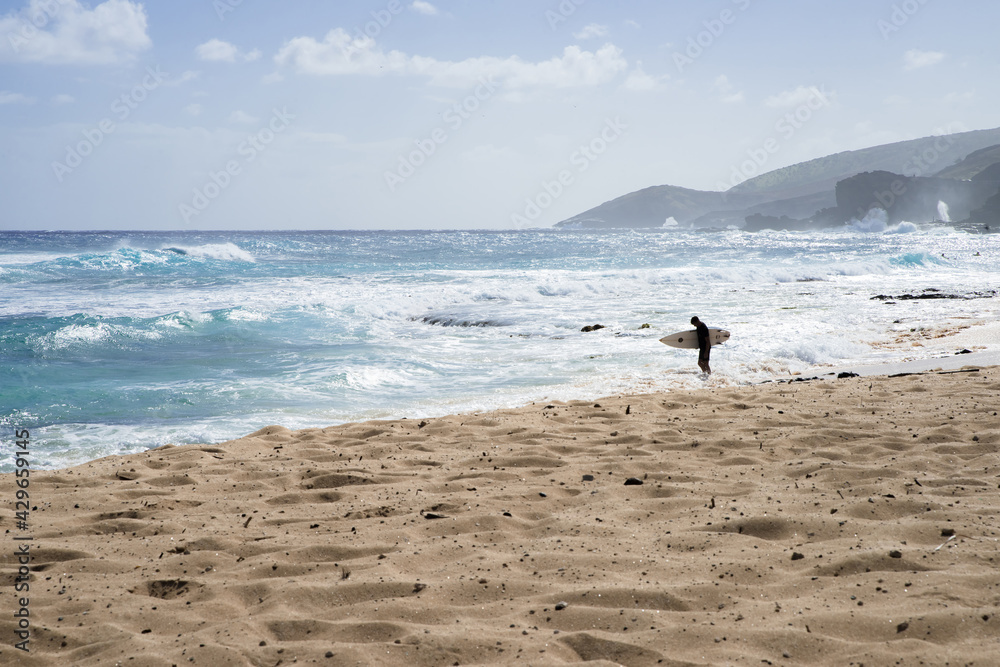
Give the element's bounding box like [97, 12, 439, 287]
[693, 318, 711, 374]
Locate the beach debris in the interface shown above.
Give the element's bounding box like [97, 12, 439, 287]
[555, 601, 568, 610]
[582, 474, 595, 481]
[624, 477, 643, 486]
[941, 528, 955, 537]
[934, 535, 956, 551]
[412, 583, 426, 594]
[625, 405, 630, 414]
[418, 420, 428, 428]
[837, 372, 859, 379]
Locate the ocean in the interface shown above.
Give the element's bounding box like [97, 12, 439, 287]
[2, 225, 998, 471]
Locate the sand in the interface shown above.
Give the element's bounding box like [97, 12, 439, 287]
[3, 366, 999, 666]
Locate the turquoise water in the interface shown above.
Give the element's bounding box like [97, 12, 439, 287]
[2, 228, 997, 470]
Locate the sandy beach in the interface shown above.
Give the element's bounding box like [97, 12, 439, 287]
[3, 365, 999, 666]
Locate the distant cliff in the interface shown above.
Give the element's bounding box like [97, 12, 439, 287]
[965, 187, 1000, 229]
[554, 184, 753, 229]
[554, 128, 1000, 231]
[834, 171, 998, 224]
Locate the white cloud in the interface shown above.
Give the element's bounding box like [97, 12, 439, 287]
[904, 49, 945, 71]
[764, 85, 828, 108]
[197, 39, 237, 62]
[622, 61, 666, 92]
[0, 0, 150, 65]
[229, 110, 258, 124]
[410, 1, 438, 16]
[624, 19, 641, 29]
[183, 103, 203, 116]
[275, 30, 628, 88]
[261, 71, 284, 85]
[0, 91, 35, 104]
[714, 75, 744, 104]
[163, 70, 200, 87]
[196, 39, 260, 63]
[51, 93, 75, 104]
[574, 23, 608, 40]
[942, 91, 974, 105]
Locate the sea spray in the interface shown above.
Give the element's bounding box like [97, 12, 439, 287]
[937, 200, 951, 222]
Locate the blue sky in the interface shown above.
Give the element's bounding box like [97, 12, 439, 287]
[0, 0, 997, 230]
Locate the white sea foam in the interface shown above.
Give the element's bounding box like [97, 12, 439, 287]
[5, 229, 999, 472]
[161, 242, 256, 262]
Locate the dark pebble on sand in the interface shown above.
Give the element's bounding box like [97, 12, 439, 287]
[624, 478, 643, 486]
[889, 550, 902, 559]
[791, 552, 805, 561]
[897, 622, 909, 633]
[582, 474, 594, 481]
[555, 602, 568, 610]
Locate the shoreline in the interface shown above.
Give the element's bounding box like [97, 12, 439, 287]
[829, 350, 1000, 377]
[3, 365, 998, 665]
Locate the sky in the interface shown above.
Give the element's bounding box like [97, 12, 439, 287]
[0, 0, 998, 231]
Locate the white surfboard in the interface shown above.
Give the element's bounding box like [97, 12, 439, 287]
[659, 328, 730, 349]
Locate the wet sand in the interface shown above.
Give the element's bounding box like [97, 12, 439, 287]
[2, 366, 999, 665]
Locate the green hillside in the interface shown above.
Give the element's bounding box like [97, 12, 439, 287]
[554, 126, 1000, 230]
[727, 127, 1000, 199]
[933, 144, 1000, 180]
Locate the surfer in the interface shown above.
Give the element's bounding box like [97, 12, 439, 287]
[691, 316, 711, 375]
